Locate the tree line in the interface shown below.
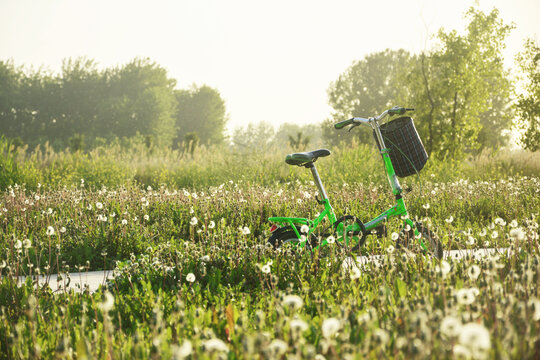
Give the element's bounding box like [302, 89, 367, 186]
[0, 7, 538, 156]
[324, 7, 539, 156]
[0, 57, 227, 151]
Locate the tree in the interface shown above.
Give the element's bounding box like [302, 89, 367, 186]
[515, 39, 540, 151]
[100, 58, 177, 147]
[325, 49, 413, 145]
[174, 85, 227, 146]
[232, 121, 275, 151]
[0, 61, 23, 140]
[407, 7, 513, 157]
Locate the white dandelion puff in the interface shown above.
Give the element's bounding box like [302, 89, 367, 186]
[190, 217, 198, 226]
[321, 318, 340, 339]
[441, 316, 462, 338]
[458, 323, 491, 360]
[468, 265, 481, 281]
[282, 295, 303, 310]
[46, 226, 55, 236]
[300, 224, 309, 234]
[186, 273, 196, 283]
[202, 338, 228, 353]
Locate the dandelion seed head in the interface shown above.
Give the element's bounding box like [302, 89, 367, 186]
[282, 294, 303, 310]
[321, 318, 340, 339]
[186, 273, 196, 283]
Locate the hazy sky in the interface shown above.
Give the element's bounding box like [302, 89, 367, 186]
[1, 0, 539, 134]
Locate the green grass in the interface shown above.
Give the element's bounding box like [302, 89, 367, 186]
[0, 140, 539, 359]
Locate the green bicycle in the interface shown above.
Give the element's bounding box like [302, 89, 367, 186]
[267, 106, 443, 258]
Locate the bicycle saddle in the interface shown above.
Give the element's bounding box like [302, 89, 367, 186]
[285, 149, 331, 166]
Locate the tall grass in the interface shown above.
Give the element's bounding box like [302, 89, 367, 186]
[1, 137, 539, 191]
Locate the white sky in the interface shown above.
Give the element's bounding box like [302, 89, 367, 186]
[1, 0, 539, 134]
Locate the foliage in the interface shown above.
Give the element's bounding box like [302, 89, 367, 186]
[174, 85, 228, 146]
[515, 38, 540, 151]
[326, 8, 514, 157]
[410, 7, 514, 158]
[324, 49, 412, 145]
[0, 58, 228, 151]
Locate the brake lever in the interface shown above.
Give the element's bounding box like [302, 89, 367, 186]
[348, 123, 361, 132]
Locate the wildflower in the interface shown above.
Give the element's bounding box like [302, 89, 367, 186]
[440, 316, 462, 338]
[321, 318, 340, 339]
[97, 214, 108, 222]
[372, 328, 389, 347]
[509, 228, 525, 241]
[60, 226, 66, 233]
[423, 203, 430, 209]
[509, 219, 518, 228]
[46, 226, 55, 236]
[268, 339, 288, 356]
[22, 239, 31, 249]
[202, 338, 228, 353]
[96, 202, 103, 210]
[458, 323, 491, 360]
[242, 226, 250, 235]
[47, 208, 53, 215]
[350, 266, 361, 280]
[261, 264, 271, 274]
[282, 295, 303, 310]
[14, 239, 22, 249]
[466, 236, 476, 246]
[326, 235, 335, 244]
[201, 255, 210, 262]
[445, 216, 454, 224]
[386, 245, 395, 254]
[99, 291, 114, 313]
[479, 228, 487, 237]
[391, 232, 399, 241]
[0, 260, 5, 269]
[186, 273, 196, 283]
[491, 231, 498, 239]
[494, 217, 506, 226]
[456, 288, 478, 306]
[144, 214, 149, 221]
[300, 224, 309, 234]
[529, 298, 540, 321]
[208, 220, 215, 229]
[436, 260, 451, 278]
[121, 219, 128, 225]
[467, 265, 481, 281]
[290, 319, 309, 333]
[190, 217, 198, 226]
[171, 340, 192, 359]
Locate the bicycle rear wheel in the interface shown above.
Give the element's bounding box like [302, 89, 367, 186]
[268, 226, 319, 249]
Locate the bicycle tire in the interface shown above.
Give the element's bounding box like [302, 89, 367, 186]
[268, 226, 318, 249]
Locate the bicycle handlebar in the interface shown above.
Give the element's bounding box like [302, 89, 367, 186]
[334, 106, 414, 130]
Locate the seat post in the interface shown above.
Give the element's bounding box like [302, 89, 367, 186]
[306, 163, 328, 200]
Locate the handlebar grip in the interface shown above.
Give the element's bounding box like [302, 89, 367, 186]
[334, 118, 355, 130]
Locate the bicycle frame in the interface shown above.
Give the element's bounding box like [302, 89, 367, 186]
[269, 108, 429, 251]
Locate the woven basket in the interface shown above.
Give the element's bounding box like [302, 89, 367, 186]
[374, 116, 428, 178]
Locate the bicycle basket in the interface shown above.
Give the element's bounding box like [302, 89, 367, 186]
[374, 116, 428, 178]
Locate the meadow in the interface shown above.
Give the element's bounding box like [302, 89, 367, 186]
[0, 140, 539, 359]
